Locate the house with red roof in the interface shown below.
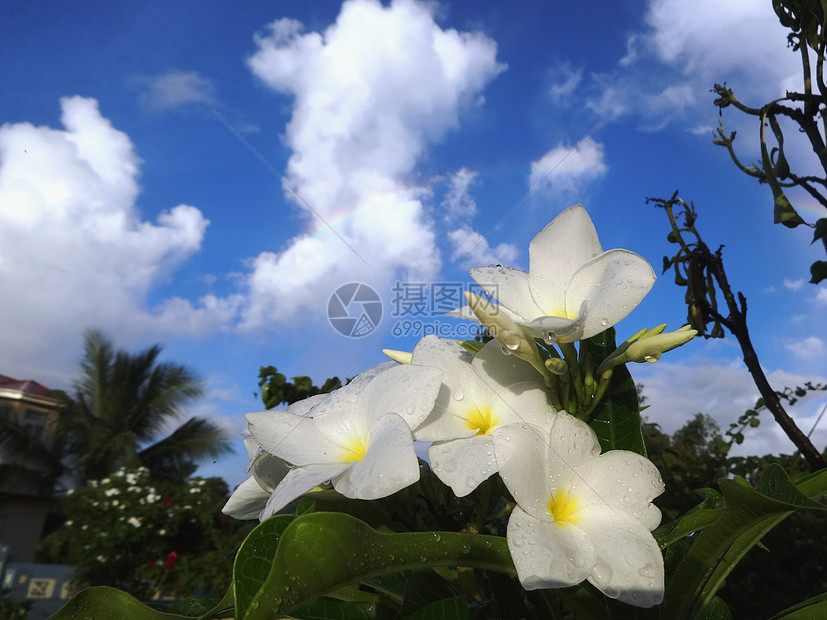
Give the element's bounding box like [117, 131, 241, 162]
[0, 374, 62, 562]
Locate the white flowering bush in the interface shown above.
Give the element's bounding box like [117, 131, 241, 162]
[37, 467, 253, 600]
[53, 205, 827, 619]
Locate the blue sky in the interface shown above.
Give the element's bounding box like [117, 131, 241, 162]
[1, 0, 825, 483]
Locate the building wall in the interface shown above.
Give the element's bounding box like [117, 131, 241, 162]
[0, 495, 51, 563]
[0, 377, 61, 562]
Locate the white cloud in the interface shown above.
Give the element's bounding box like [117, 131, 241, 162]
[815, 288, 827, 305]
[547, 61, 583, 103]
[528, 136, 608, 196]
[441, 168, 518, 267]
[785, 336, 826, 360]
[637, 357, 827, 457]
[137, 70, 216, 110]
[443, 168, 478, 223]
[784, 277, 805, 291]
[241, 0, 505, 328]
[0, 96, 221, 381]
[588, 0, 800, 132]
[448, 227, 518, 267]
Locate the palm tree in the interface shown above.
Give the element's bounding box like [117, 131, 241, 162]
[59, 329, 232, 483]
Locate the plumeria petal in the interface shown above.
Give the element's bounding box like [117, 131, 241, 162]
[528, 204, 603, 316]
[464, 292, 546, 373]
[506, 506, 595, 589]
[286, 392, 331, 417]
[527, 312, 585, 343]
[494, 417, 664, 607]
[222, 476, 272, 520]
[333, 413, 420, 499]
[492, 423, 557, 519]
[307, 364, 394, 418]
[429, 434, 498, 497]
[448, 204, 656, 343]
[579, 504, 664, 607]
[473, 337, 546, 388]
[577, 450, 664, 531]
[261, 461, 348, 519]
[245, 410, 342, 466]
[248, 449, 291, 492]
[468, 266, 544, 322]
[412, 337, 546, 440]
[357, 364, 444, 429]
[565, 249, 656, 337]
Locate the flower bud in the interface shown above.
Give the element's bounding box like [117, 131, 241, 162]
[382, 348, 412, 364]
[597, 325, 697, 375]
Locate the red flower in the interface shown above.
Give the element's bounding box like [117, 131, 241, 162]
[163, 551, 178, 569]
[147, 560, 155, 568]
[161, 495, 172, 506]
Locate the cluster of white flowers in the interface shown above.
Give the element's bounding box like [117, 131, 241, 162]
[127, 516, 142, 528]
[224, 206, 685, 608]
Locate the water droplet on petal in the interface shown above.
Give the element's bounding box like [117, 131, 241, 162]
[505, 335, 521, 351]
[644, 353, 661, 363]
[592, 558, 613, 587]
[600, 318, 609, 327]
[453, 389, 464, 401]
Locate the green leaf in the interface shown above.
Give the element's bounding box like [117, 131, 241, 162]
[233, 514, 296, 620]
[662, 464, 827, 619]
[395, 570, 462, 617]
[287, 597, 383, 619]
[402, 598, 471, 620]
[584, 329, 647, 455]
[810, 260, 827, 284]
[554, 584, 611, 619]
[481, 570, 539, 619]
[240, 512, 514, 619]
[762, 112, 805, 228]
[653, 488, 724, 548]
[50, 586, 191, 620]
[812, 218, 827, 243]
[769, 590, 827, 619]
[700, 596, 733, 620]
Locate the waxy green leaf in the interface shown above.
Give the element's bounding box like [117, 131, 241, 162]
[662, 465, 827, 619]
[236, 512, 514, 619]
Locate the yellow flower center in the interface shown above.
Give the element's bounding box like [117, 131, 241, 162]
[339, 435, 368, 463]
[464, 404, 498, 435]
[548, 306, 577, 320]
[547, 489, 580, 525]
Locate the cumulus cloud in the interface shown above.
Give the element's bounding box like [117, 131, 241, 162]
[785, 336, 826, 360]
[0, 96, 225, 380]
[442, 168, 518, 267]
[547, 60, 583, 103]
[784, 278, 806, 291]
[585, 0, 800, 132]
[528, 136, 608, 196]
[136, 70, 216, 110]
[241, 0, 505, 328]
[637, 357, 827, 457]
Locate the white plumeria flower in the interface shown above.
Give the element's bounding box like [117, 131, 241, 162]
[410, 336, 550, 497]
[450, 205, 656, 343]
[223, 390, 326, 520]
[238, 362, 443, 520]
[493, 416, 665, 607]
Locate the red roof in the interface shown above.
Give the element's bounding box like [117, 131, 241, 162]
[0, 373, 52, 397]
